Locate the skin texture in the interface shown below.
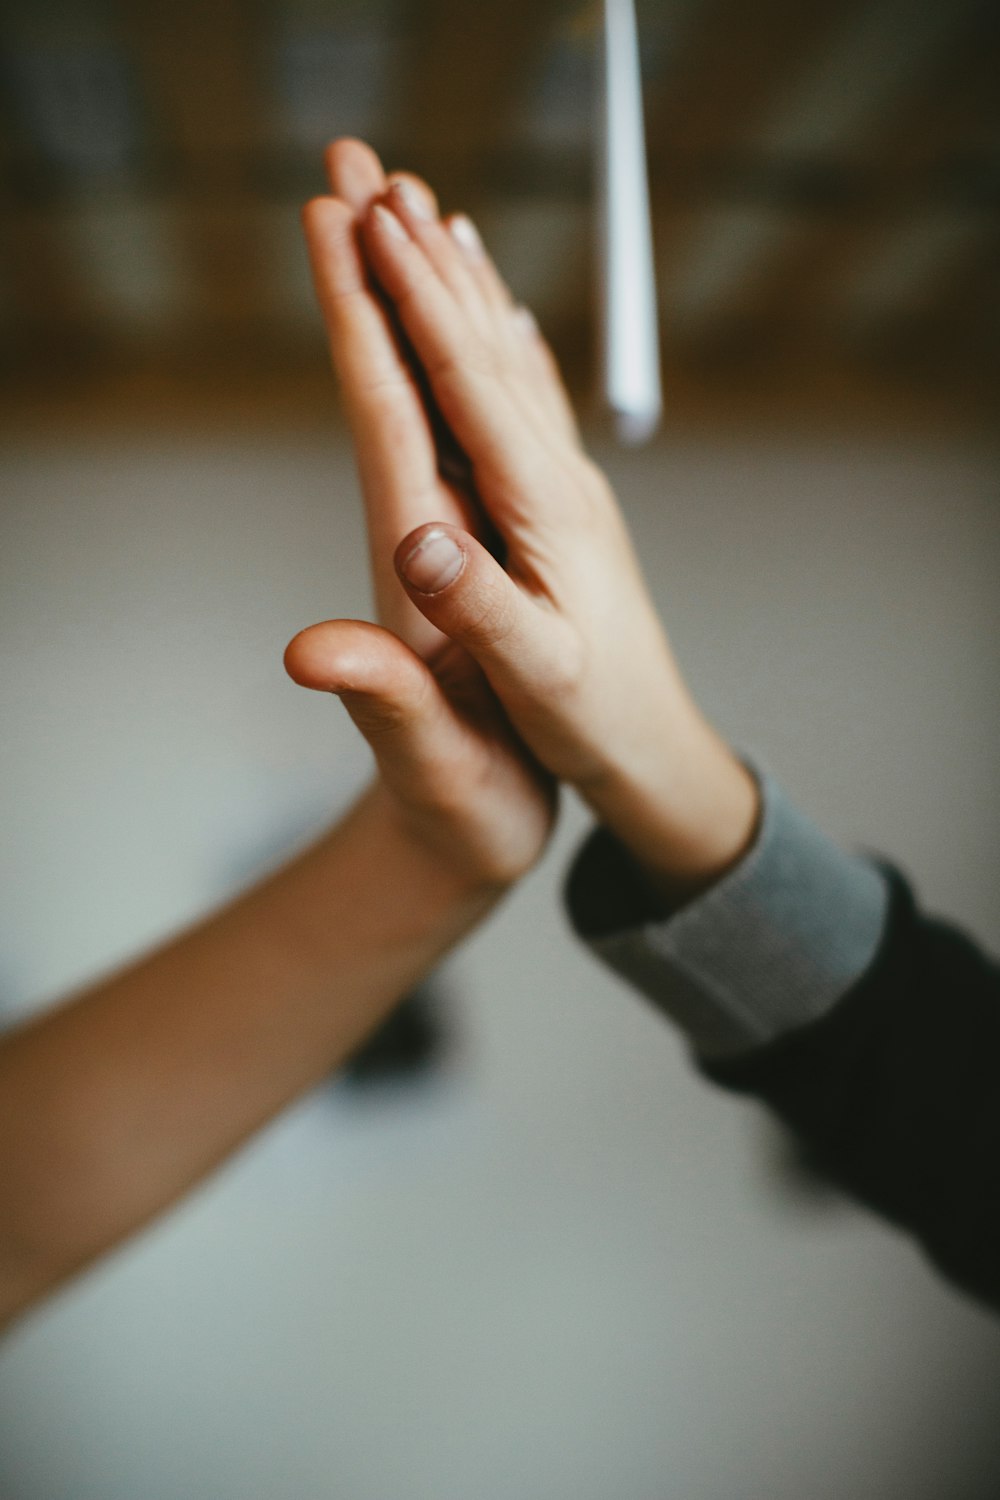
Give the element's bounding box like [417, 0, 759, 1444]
[300, 139, 759, 902]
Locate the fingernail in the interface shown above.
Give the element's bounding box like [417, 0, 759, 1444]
[372, 202, 409, 241]
[400, 530, 465, 593]
[449, 214, 484, 258]
[391, 179, 434, 221]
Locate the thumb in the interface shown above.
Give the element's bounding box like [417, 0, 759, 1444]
[284, 618, 474, 808]
[394, 524, 572, 710]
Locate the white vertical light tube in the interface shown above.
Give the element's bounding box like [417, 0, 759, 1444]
[596, 0, 662, 444]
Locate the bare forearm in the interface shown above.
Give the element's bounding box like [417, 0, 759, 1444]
[0, 784, 495, 1327]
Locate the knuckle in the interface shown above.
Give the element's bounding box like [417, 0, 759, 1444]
[390, 260, 438, 312]
[347, 671, 430, 738]
[426, 334, 496, 389]
[459, 584, 516, 650]
[534, 634, 586, 705]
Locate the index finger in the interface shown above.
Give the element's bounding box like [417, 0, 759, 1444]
[304, 162, 472, 653]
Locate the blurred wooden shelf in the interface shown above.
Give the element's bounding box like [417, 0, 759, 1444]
[2, 334, 996, 444]
[1, 0, 997, 444]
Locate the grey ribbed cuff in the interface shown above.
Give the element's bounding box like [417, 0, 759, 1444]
[565, 775, 890, 1059]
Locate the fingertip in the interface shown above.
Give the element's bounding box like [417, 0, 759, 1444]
[300, 195, 326, 232]
[447, 213, 485, 260]
[283, 620, 370, 694]
[324, 135, 378, 163]
[513, 304, 539, 338]
[384, 177, 437, 227]
[283, 622, 335, 691]
[386, 171, 439, 220]
[301, 194, 354, 242]
[324, 137, 386, 205]
[367, 200, 410, 245]
[285, 619, 434, 708]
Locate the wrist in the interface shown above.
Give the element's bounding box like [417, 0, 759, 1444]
[257, 781, 505, 1029]
[348, 781, 516, 919]
[579, 717, 760, 906]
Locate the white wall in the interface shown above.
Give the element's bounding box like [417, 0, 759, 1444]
[1, 427, 998, 1500]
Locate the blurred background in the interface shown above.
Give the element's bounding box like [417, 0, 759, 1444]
[1, 2, 999, 1498]
[1, 0, 998, 425]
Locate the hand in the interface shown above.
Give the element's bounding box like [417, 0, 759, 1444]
[286, 141, 555, 896]
[304, 144, 759, 899]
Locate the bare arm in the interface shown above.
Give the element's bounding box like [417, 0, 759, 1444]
[0, 141, 555, 1332]
[0, 783, 530, 1331]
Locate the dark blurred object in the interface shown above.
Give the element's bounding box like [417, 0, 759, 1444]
[341, 982, 449, 1086]
[1, 0, 997, 433]
[759, 1120, 845, 1214]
